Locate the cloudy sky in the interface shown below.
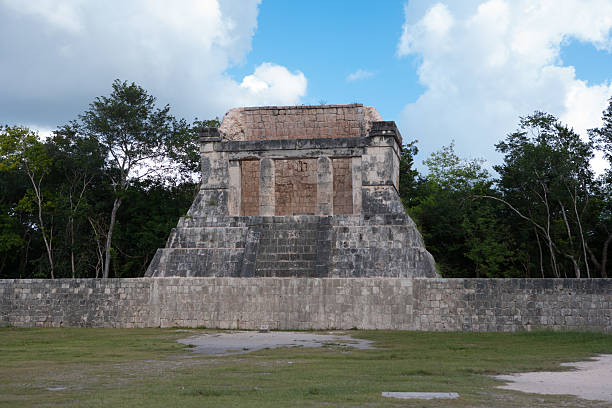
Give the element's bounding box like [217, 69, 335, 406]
[1, 0, 611, 171]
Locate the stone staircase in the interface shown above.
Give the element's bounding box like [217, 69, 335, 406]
[147, 216, 334, 278]
[146, 217, 250, 277]
[146, 214, 437, 278]
[251, 216, 332, 277]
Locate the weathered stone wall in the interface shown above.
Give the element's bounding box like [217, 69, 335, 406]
[332, 158, 353, 214]
[219, 105, 380, 141]
[274, 159, 317, 216]
[331, 215, 436, 278]
[240, 160, 260, 216]
[2, 278, 610, 332]
[146, 215, 437, 278]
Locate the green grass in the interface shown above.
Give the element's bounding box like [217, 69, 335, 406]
[1, 328, 611, 407]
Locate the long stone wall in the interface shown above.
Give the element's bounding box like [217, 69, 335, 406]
[1, 278, 610, 332]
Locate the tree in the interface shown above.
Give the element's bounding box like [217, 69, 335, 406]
[0, 126, 56, 278]
[47, 130, 106, 278]
[61, 80, 190, 278]
[589, 96, 612, 165]
[587, 96, 612, 277]
[111, 179, 198, 277]
[404, 143, 521, 277]
[494, 112, 597, 278]
[0, 208, 23, 273]
[398, 140, 420, 208]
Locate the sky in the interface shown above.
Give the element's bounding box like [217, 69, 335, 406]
[1, 0, 611, 172]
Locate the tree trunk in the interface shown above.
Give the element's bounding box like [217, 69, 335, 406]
[103, 196, 122, 279]
[18, 232, 32, 278]
[559, 202, 582, 278]
[594, 234, 612, 278]
[70, 216, 75, 278]
[88, 217, 104, 278]
[534, 228, 545, 278]
[569, 187, 590, 278]
[28, 172, 54, 279]
[602, 235, 610, 279]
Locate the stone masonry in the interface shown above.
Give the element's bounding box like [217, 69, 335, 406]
[146, 104, 438, 278]
[3, 106, 609, 333]
[1, 278, 610, 332]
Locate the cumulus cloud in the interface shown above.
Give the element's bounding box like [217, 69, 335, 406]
[398, 0, 612, 172]
[346, 69, 375, 82]
[0, 0, 307, 129]
[239, 62, 306, 105]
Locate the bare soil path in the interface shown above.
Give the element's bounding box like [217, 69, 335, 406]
[496, 354, 612, 403]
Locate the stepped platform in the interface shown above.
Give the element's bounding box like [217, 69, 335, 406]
[146, 214, 437, 278]
[146, 104, 438, 279]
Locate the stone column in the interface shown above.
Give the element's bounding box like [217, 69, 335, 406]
[351, 156, 362, 215]
[259, 158, 275, 216]
[316, 156, 333, 215]
[187, 128, 229, 217]
[361, 122, 404, 214]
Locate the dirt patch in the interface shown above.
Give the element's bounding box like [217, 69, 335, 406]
[495, 354, 612, 402]
[177, 331, 374, 355]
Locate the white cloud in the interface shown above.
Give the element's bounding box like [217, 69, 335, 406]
[397, 0, 612, 172]
[239, 62, 307, 105]
[29, 125, 54, 141]
[0, 0, 307, 127]
[346, 69, 375, 82]
[1, 0, 85, 33]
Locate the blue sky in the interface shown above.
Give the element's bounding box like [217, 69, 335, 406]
[562, 40, 612, 84]
[226, 0, 425, 121]
[1, 0, 611, 171]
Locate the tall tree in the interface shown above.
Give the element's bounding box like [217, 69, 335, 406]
[47, 130, 106, 278]
[0, 126, 56, 278]
[494, 112, 596, 278]
[589, 96, 612, 165]
[60, 80, 190, 278]
[404, 143, 521, 277]
[587, 96, 612, 277]
[398, 140, 420, 209]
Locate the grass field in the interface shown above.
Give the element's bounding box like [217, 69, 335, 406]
[1, 328, 611, 407]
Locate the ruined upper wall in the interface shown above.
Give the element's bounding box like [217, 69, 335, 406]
[218, 104, 383, 141]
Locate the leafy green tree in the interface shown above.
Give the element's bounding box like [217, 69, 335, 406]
[47, 130, 106, 277]
[60, 80, 190, 278]
[405, 143, 514, 276]
[0, 126, 56, 278]
[0, 207, 23, 273]
[587, 97, 612, 277]
[494, 112, 596, 278]
[398, 141, 420, 208]
[589, 96, 612, 165]
[111, 180, 198, 277]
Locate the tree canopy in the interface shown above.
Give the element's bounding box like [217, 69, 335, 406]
[0, 83, 610, 279]
[401, 107, 611, 278]
[1, 81, 211, 279]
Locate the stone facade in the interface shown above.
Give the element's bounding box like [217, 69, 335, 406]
[218, 104, 382, 141]
[1, 278, 610, 332]
[146, 104, 437, 278]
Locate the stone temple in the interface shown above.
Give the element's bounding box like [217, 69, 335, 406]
[146, 104, 438, 278]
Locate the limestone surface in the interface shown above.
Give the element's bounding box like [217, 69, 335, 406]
[495, 355, 612, 402]
[177, 331, 374, 355]
[382, 392, 460, 400]
[2, 277, 610, 331]
[147, 104, 438, 279]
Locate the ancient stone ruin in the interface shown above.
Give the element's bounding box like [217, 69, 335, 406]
[3, 105, 612, 331]
[146, 104, 437, 278]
